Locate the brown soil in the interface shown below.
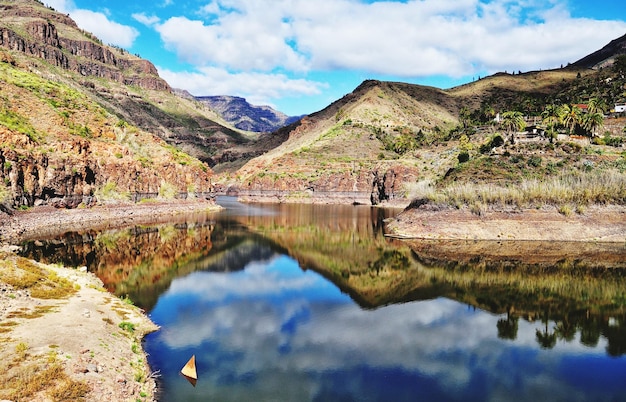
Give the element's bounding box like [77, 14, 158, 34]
[387, 204, 626, 242]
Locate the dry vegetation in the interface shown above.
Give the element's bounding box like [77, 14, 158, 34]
[0, 251, 158, 401]
[0, 253, 88, 401]
[408, 169, 626, 214]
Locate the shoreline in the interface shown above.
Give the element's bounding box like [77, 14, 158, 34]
[386, 204, 626, 242]
[0, 199, 222, 401]
[0, 199, 222, 245]
[0, 252, 160, 401]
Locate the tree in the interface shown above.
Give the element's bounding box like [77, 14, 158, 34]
[614, 54, 626, 75]
[500, 111, 526, 144]
[560, 104, 582, 135]
[581, 112, 604, 137]
[497, 313, 519, 340]
[587, 97, 607, 115]
[541, 104, 562, 143]
[459, 107, 472, 129]
[536, 319, 557, 349]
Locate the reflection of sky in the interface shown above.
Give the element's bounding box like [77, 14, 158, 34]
[145, 249, 626, 402]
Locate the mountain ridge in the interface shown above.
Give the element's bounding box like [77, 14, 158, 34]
[226, 37, 626, 205]
[196, 95, 302, 133]
[573, 32, 626, 69]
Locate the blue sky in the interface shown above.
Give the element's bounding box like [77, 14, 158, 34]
[45, 0, 626, 116]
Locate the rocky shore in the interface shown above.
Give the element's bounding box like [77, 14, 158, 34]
[0, 200, 221, 245]
[386, 203, 626, 242]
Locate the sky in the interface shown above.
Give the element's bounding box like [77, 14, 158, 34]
[44, 0, 626, 116]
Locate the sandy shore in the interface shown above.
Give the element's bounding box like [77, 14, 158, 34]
[0, 252, 160, 401]
[0, 200, 222, 401]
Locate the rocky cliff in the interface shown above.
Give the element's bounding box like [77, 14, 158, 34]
[0, 1, 170, 91]
[0, 0, 220, 210]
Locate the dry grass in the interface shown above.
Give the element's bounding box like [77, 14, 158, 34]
[408, 170, 626, 210]
[0, 254, 77, 299]
[0, 359, 89, 401]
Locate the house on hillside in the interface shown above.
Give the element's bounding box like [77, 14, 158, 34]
[615, 103, 626, 113]
[574, 104, 589, 113]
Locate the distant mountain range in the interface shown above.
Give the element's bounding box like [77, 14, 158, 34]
[196, 95, 302, 133]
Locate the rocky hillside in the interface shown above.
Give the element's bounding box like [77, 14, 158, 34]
[227, 80, 461, 205]
[226, 45, 626, 205]
[196, 95, 302, 133]
[0, 0, 258, 169]
[0, 0, 246, 210]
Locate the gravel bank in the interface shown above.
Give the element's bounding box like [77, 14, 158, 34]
[0, 200, 222, 245]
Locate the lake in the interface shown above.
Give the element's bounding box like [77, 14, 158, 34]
[20, 197, 626, 402]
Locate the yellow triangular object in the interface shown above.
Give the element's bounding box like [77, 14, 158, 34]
[181, 355, 197, 380]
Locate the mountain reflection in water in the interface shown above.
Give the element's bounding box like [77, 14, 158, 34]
[18, 197, 626, 401]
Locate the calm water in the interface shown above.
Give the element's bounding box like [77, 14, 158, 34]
[20, 197, 626, 402]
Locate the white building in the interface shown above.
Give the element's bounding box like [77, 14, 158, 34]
[615, 103, 626, 113]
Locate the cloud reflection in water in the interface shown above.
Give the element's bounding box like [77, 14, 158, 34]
[146, 249, 626, 402]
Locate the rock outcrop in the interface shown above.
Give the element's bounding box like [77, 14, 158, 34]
[0, 3, 170, 91]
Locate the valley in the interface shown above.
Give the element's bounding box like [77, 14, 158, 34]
[0, 1, 626, 401]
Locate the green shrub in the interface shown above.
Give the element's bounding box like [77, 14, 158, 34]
[95, 182, 130, 202]
[118, 321, 135, 333]
[158, 181, 178, 199]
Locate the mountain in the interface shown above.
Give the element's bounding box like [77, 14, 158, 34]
[229, 79, 460, 205]
[227, 34, 626, 205]
[196, 95, 302, 133]
[0, 0, 251, 210]
[573, 33, 626, 69]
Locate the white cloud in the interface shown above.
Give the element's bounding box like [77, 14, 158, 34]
[155, 15, 307, 72]
[150, 0, 626, 78]
[132, 13, 161, 27]
[44, 0, 139, 48]
[158, 66, 326, 107]
[71, 9, 139, 48]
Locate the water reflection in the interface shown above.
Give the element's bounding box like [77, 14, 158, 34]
[17, 198, 626, 400]
[146, 254, 626, 402]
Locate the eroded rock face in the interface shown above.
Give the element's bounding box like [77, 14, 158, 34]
[0, 13, 170, 91]
[0, 132, 213, 209]
[236, 164, 419, 206]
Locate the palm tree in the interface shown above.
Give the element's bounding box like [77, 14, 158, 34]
[459, 107, 472, 129]
[500, 111, 526, 144]
[481, 104, 496, 123]
[587, 97, 607, 115]
[541, 104, 561, 143]
[536, 318, 557, 349]
[581, 112, 604, 137]
[497, 313, 519, 341]
[560, 104, 582, 135]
